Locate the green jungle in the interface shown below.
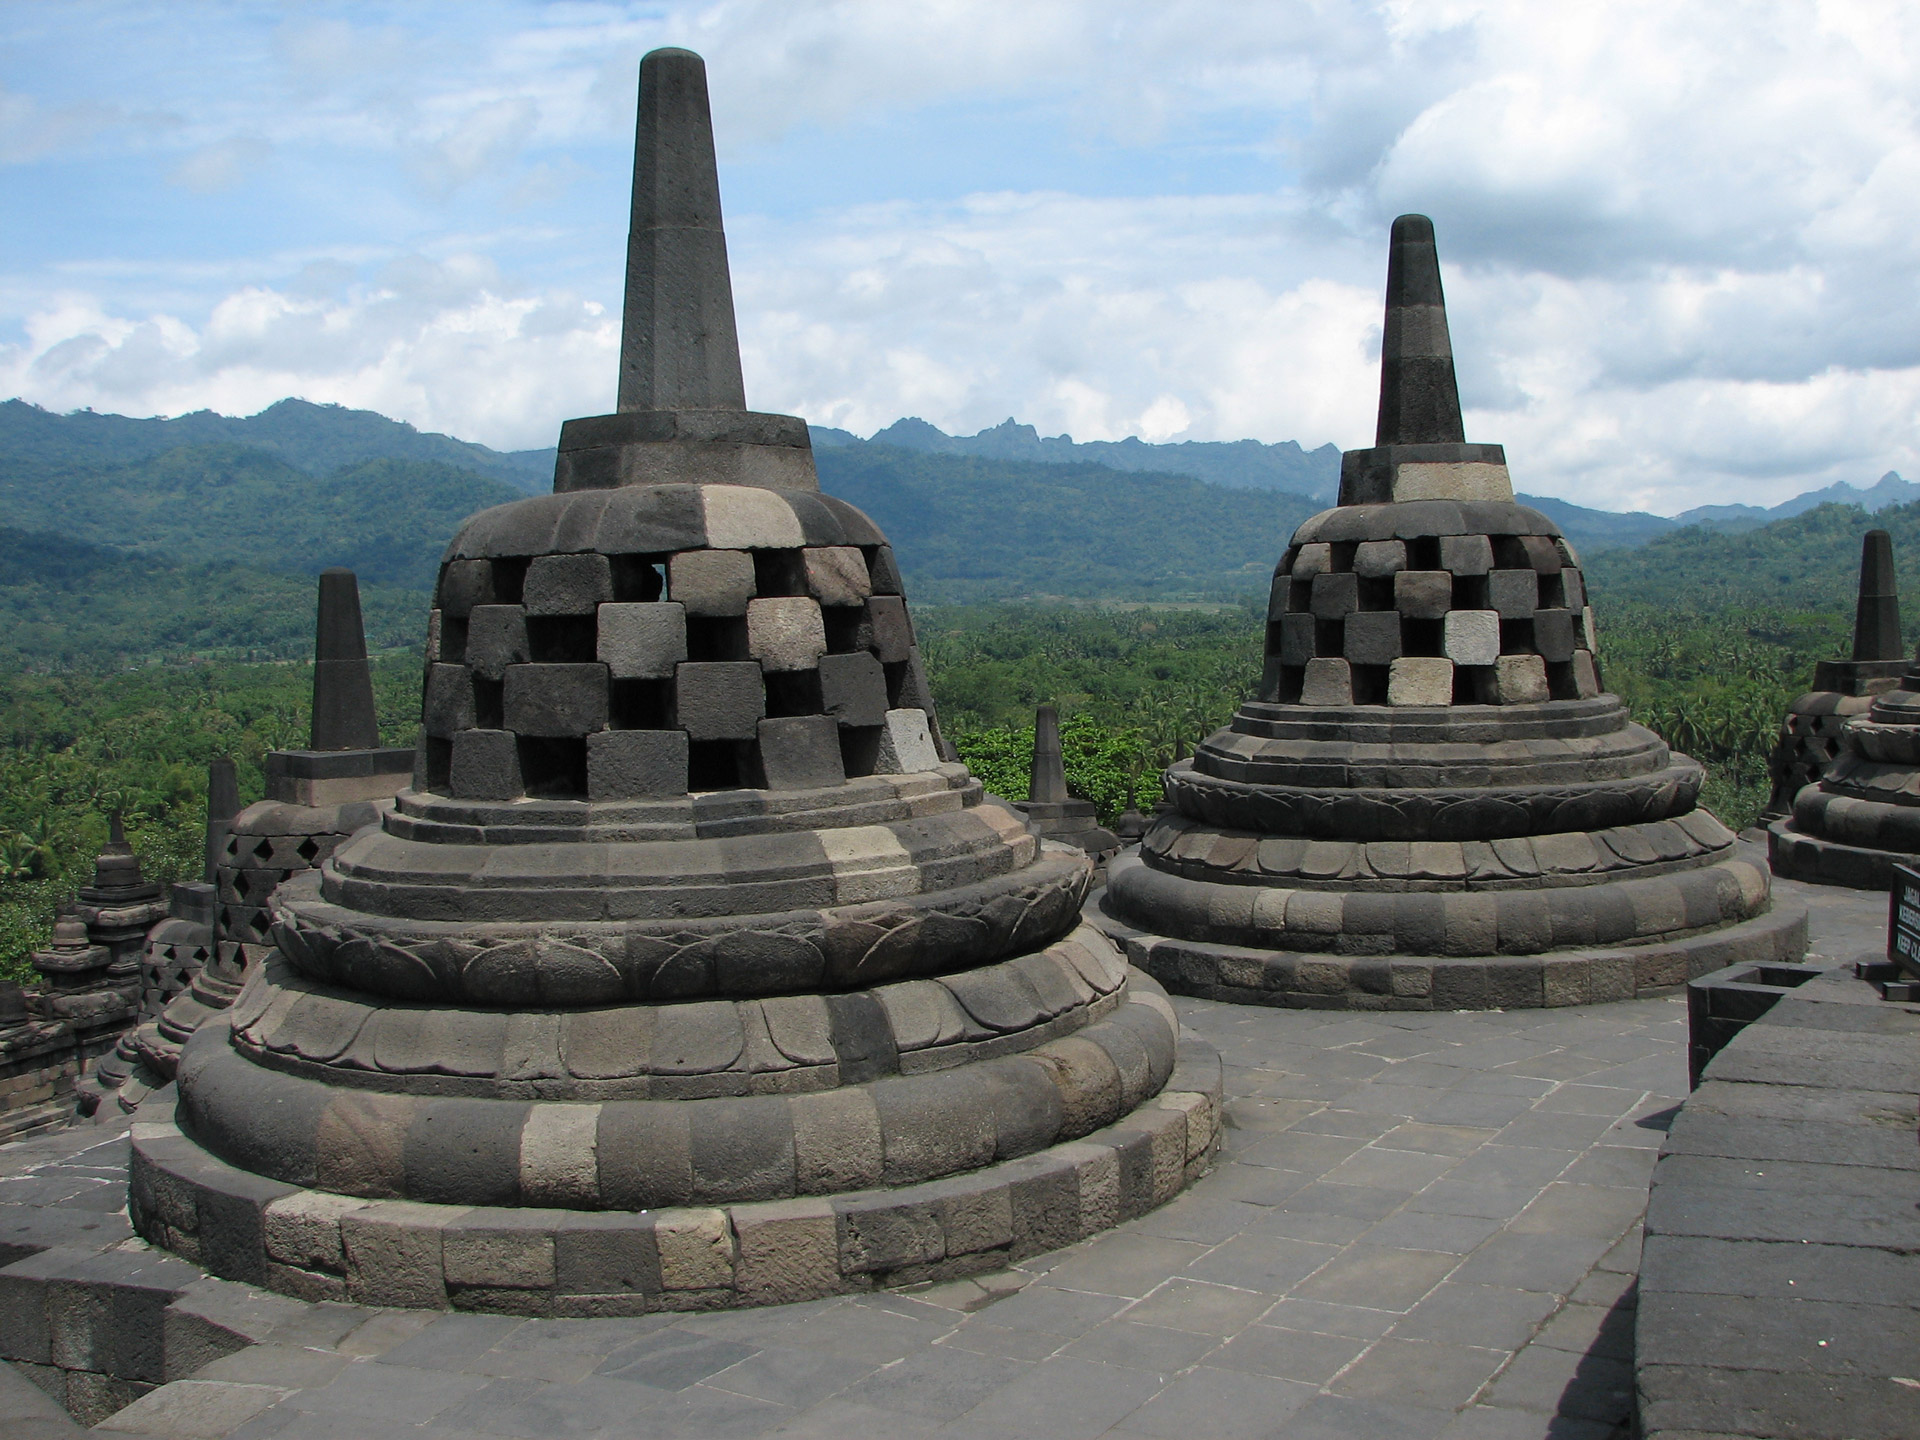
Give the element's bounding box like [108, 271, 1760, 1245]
[0, 401, 1901, 978]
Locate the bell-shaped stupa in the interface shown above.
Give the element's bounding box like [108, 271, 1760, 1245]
[1759, 530, 1905, 824]
[1095, 216, 1805, 1009]
[132, 48, 1217, 1315]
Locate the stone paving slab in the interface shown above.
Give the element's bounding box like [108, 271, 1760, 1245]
[0, 877, 1884, 1438]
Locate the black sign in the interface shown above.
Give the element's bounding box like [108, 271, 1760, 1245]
[1889, 864, 1920, 975]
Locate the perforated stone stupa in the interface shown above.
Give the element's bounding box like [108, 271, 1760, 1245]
[130, 48, 1218, 1315]
[1095, 216, 1805, 1010]
[1759, 529, 1905, 823]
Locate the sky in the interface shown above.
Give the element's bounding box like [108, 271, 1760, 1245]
[2, 0, 1918, 515]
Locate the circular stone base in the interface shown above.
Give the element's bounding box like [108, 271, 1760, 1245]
[1767, 820, 1910, 891]
[1087, 891, 1807, 1011]
[128, 981, 1222, 1315]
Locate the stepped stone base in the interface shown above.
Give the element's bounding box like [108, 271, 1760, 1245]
[1089, 889, 1807, 1012]
[1767, 819, 1910, 891]
[128, 990, 1221, 1315]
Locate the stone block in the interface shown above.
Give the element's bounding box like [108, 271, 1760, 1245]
[867, 545, 904, 595]
[1442, 609, 1500, 666]
[669, 550, 756, 617]
[674, 662, 764, 740]
[756, 716, 846, 790]
[1495, 654, 1550, 704]
[1353, 540, 1406, 577]
[1519, 534, 1562, 572]
[791, 1088, 885, 1193]
[731, 1198, 838, 1305]
[423, 664, 475, 738]
[875, 708, 940, 773]
[587, 730, 688, 799]
[442, 1209, 556, 1290]
[1310, 572, 1359, 618]
[503, 664, 608, 736]
[1276, 613, 1315, 665]
[866, 596, 915, 663]
[553, 1213, 661, 1298]
[263, 1190, 367, 1275]
[1573, 650, 1601, 698]
[597, 602, 687, 679]
[449, 730, 522, 800]
[1439, 534, 1494, 575]
[702, 485, 806, 548]
[1582, 605, 1599, 649]
[803, 547, 871, 607]
[467, 605, 529, 680]
[653, 1209, 734, 1291]
[746, 597, 827, 672]
[1388, 657, 1454, 706]
[1393, 570, 1452, 619]
[340, 1202, 460, 1309]
[1343, 611, 1403, 665]
[1488, 569, 1539, 618]
[1299, 657, 1353, 706]
[439, 559, 493, 617]
[1534, 608, 1577, 662]
[818, 652, 889, 728]
[524, 554, 613, 616]
[1291, 543, 1333, 578]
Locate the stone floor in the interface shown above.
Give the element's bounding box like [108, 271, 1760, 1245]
[11, 875, 1888, 1439]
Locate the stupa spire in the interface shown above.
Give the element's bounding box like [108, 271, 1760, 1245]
[1375, 214, 1464, 446]
[204, 756, 239, 883]
[618, 47, 747, 414]
[310, 568, 379, 751]
[1029, 705, 1068, 805]
[1852, 528, 1901, 662]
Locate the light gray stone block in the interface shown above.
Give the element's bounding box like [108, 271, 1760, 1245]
[1442, 609, 1500, 666]
[875, 709, 940, 773]
[669, 550, 756, 616]
[1388, 657, 1454, 706]
[597, 602, 687, 679]
[1353, 540, 1407, 578]
[1291, 543, 1333, 578]
[803, 547, 871, 607]
[1300, 657, 1353, 706]
[1495, 653, 1550, 704]
[1573, 650, 1601, 698]
[746, 597, 828, 672]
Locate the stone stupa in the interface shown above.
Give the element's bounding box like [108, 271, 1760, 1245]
[131, 48, 1217, 1315]
[1759, 529, 1905, 823]
[1095, 215, 1805, 1009]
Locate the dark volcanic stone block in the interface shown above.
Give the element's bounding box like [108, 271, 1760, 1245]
[1310, 572, 1359, 618]
[1393, 570, 1452, 619]
[598, 602, 688, 679]
[1518, 535, 1562, 573]
[866, 595, 914, 663]
[867, 545, 904, 596]
[439, 559, 494, 618]
[1439, 534, 1494, 575]
[1534, 608, 1577, 662]
[1488, 569, 1539, 619]
[587, 730, 689, 799]
[524, 554, 614, 616]
[424, 664, 476, 738]
[468, 605, 530, 681]
[450, 729, 523, 800]
[675, 661, 765, 740]
[669, 549, 756, 616]
[1277, 613, 1316, 666]
[756, 716, 846, 790]
[1344, 611, 1403, 665]
[1353, 540, 1406, 577]
[503, 663, 610, 736]
[819, 651, 889, 728]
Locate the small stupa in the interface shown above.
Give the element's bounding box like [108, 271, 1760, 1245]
[1759, 530, 1905, 822]
[132, 49, 1216, 1314]
[1014, 706, 1119, 860]
[1095, 216, 1805, 1009]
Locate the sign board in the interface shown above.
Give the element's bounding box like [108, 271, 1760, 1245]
[1888, 864, 1920, 977]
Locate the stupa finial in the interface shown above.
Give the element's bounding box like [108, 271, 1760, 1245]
[1853, 529, 1901, 662]
[205, 756, 240, 883]
[1029, 706, 1068, 805]
[618, 47, 747, 414]
[1375, 214, 1464, 447]
[310, 568, 379, 751]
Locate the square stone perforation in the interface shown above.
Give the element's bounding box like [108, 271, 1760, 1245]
[490, 557, 531, 606]
[526, 615, 598, 664]
[473, 677, 505, 730]
[765, 669, 826, 718]
[752, 549, 809, 597]
[688, 738, 752, 791]
[609, 554, 667, 602]
[517, 735, 588, 798]
[822, 604, 874, 656]
[1352, 663, 1390, 705]
[438, 616, 470, 665]
[609, 678, 674, 730]
[686, 616, 751, 662]
[1499, 617, 1537, 656]
[840, 724, 884, 778]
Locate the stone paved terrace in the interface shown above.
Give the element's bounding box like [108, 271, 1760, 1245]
[0, 874, 1891, 1440]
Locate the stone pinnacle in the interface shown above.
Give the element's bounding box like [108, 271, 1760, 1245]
[1852, 529, 1901, 662]
[1375, 214, 1465, 447]
[310, 568, 380, 752]
[618, 47, 747, 414]
[205, 756, 239, 883]
[1029, 706, 1069, 805]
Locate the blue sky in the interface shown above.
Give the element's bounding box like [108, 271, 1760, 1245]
[3, 0, 1918, 513]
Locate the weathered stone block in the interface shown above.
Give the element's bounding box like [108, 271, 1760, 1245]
[756, 716, 845, 790]
[597, 602, 687, 679]
[791, 1088, 885, 1194]
[1495, 654, 1550, 704]
[867, 545, 904, 595]
[674, 662, 764, 741]
[450, 730, 522, 801]
[1353, 540, 1406, 577]
[1393, 570, 1452, 619]
[803, 547, 871, 607]
[340, 1202, 461, 1309]
[1291, 543, 1333, 578]
[503, 664, 608, 736]
[424, 665, 475, 738]
[746, 597, 827, 672]
[1442, 609, 1500, 666]
[1276, 613, 1315, 666]
[1519, 534, 1562, 573]
[524, 554, 613, 616]
[875, 708, 940, 773]
[1343, 611, 1403, 665]
[1573, 649, 1601, 698]
[1299, 657, 1353, 706]
[732, 1198, 838, 1304]
[818, 652, 888, 728]
[587, 730, 688, 799]
[1388, 657, 1454, 706]
[439, 559, 493, 617]
[467, 605, 529, 680]
[653, 1209, 734, 1291]
[1439, 534, 1494, 575]
[866, 596, 914, 663]
[669, 550, 756, 616]
[1534, 607, 1577, 662]
[1488, 569, 1539, 618]
[553, 1213, 660, 1297]
[1309, 572, 1359, 618]
[442, 1209, 556, 1290]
